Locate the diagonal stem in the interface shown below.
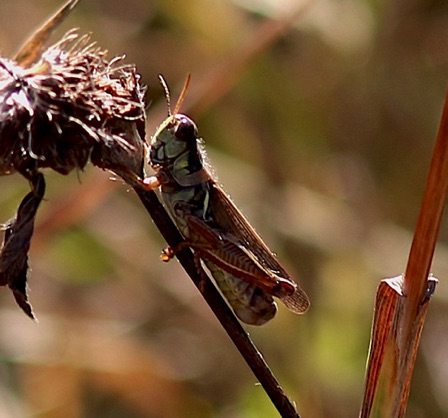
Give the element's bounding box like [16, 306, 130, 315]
[133, 185, 301, 418]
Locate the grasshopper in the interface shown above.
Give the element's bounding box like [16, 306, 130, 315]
[143, 76, 310, 325]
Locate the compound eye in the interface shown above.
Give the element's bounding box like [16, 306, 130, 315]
[175, 116, 198, 141]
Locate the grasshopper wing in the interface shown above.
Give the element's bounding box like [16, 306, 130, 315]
[208, 182, 310, 314]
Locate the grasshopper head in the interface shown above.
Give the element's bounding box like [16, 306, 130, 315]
[150, 113, 198, 165]
[150, 75, 209, 187]
[150, 113, 207, 187]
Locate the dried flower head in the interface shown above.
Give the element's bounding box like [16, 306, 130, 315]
[0, 1, 147, 318]
[0, 30, 146, 178]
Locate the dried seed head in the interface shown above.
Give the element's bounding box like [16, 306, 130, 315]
[0, 13, 148, 318]
[0, 30, 146, 179]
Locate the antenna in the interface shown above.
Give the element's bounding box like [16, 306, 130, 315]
[173, 74, 191, 115]
[158, 74, 191, 116]
[158, 75, 172, 117]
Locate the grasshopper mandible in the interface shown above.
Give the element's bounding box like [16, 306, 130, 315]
[143, 76, 310, 325]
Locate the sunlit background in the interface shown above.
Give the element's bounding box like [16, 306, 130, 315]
[0, 0, 448, 416]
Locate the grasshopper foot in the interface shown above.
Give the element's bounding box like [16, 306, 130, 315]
[141, 175, 161, 191]
[160, 239, 196, 262]
[160, 246, 175, 262]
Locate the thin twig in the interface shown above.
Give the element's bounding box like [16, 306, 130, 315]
[133, 185, 301, 418]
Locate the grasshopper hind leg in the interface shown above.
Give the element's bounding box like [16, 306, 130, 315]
[203, 260, 277, 326]
[156, 234, 278, 324]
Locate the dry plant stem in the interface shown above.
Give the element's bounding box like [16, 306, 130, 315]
[360, 278, 403, 418]
[403, 92, 448, 337]
[359, 275, 436, 418]
[400, 91, 448, 404]
[360, 92, 448, 417]
[14, 0, 80, 67]
[133, 185, 301, 418]
[395, 92, 448, 412]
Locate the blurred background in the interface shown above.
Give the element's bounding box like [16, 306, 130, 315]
[0, 0, 448, 416]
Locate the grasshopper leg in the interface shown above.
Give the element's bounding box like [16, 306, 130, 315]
[142, 175, 161, 190]
[160, 239, 204, 262]
[160, 246, 175, 262]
